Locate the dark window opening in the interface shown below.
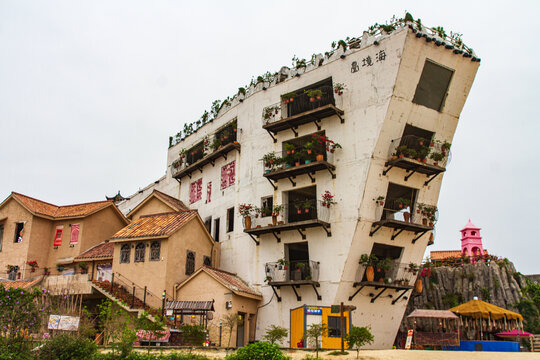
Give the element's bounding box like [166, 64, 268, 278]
[281, 131, 327, 166]
[186, 141, 205, 165]
[204, 217, 212, 234]
[328, 316, 345, 337]
[286, 186, 317, 223]
[412, 59, 454, 111]
[120, 244, 131, 264]
[285, 78, 335, 117]
[396, 125, 435, 161]
[471, 231, 476, 236]
[0, 224, 3, 251]
[215, 120, 238, 148]
[214, 218, 220, 242]
[203, 256, 212, 266]
[260, 197, 273, 217]
[150, 241, 161, 261]
[364, 243, 404, 282]
[383, 183, 418, 221]
[14, 222, 24, 243]
[226, 207, 234, 233]
[134, 242, 145, 262]
[285, 242, 311, 281]
[186, 251, 195, 275]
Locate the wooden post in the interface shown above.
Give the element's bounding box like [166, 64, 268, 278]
[132, 286, 136, 308]
[143, 286, 147, 307]
[340, 302, 344, 353]
[110, 273, 115, 293]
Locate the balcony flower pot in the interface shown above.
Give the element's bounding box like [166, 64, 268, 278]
[274, 268, 287, 282]
[422, 218, 428, 226]
[415, 279, 423, 293]
[295, 162, 300, 166]
[403, 212, 411, 223]
[272, 215, 277, 226]
[309, 97, 315, 102]
[316, 154, 324, 161]
[265, 169, 271, 174]
[244, 216, 252, 230]
[403, 279, 410, 286]
[285, 164, 292, 169]
[316, 95, 322, 100]
[305, 160, 311, 164]
[365, 266, 375, 281]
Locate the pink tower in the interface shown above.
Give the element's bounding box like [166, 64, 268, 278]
[460, 219, 485, 258]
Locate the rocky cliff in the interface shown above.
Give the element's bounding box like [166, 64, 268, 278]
[399, 259, 530, 333]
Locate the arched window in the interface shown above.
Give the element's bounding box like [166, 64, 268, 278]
[471, 231, 476, 236]
[185, 251, 195, 275]
[203, 256, 212, 266]
[120, 244, 131, 264]
[134, 242, 145, 262]
[150, 241, 161, 261]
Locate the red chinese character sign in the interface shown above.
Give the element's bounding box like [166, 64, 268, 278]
[70, 224, 80, 244]
[207, 182, 212, 203]
[221, 161, 236, 189]
[189, 179, 203, 204]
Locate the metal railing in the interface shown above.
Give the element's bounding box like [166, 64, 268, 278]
[262, 149, 334, 175]
[265, 260, 320, 282]
[388, 135, 451, 167]
[262, 85, 336, 125]
[355, 261, 419, 285]
[250, 200, 331, 228]
[105, 272, 171, 310]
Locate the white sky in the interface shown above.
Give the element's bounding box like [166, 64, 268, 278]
[1, 1, 539, 274]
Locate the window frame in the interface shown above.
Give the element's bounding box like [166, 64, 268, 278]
[412, 59, 454, 112]
[185, 250, 196, 275]
[203, 256, 212, 267]
[134, 242, 146, 262]
[120, 244, 131, 264]
[149, 241, 161, 261]
[327, 316, 344, 338]
[226, 207, 234, 233]
[14, 222, 24, 243]
[0, 224, 3, 252]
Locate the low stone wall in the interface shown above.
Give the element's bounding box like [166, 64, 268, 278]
[43, 273, 92, 294]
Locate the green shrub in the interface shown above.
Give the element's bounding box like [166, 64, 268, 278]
[178, 324, 206, 346]
[38, 333, 97, 360]
[225, 342, 288, 360]
[262, 325, 288, 345]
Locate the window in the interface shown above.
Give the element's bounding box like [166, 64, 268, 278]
[0, 224, 3, 251]
[286, 78, 334, 117]
[260, 197, 273, 217]
[286, 186, 317, 223]
[14, 222, 24, 243]
[227, 207, 234, 232]
[203, 256, 212, 266]
[120, 244, 131, 263]
[327, 316, 344, 337]
[383, 183, 418, 221]
[204, 217, 212, 234]
[70, 224, 80, 245]
[186, 251, 195, 275]
[214, 218, 220, 242]
[134, 242, 145, 262]
[412, 59, 454, 111]
[150, 241, 161, 261]
[186, 141, 205, 165]
[53, 226, 63, 246]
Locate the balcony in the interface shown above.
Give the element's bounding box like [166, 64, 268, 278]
[172, 141, 240, 181]
[348, 262, 415, 304]
[262, 85, 344, 142]
[244, 200, 331, 244]
[370, 199, 434, 242]
[383, 135, 451, 185]
[262, 150, 336, 189]
[265, 260, 321, 301]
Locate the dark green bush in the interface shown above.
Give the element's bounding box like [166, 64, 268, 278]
[38, 334, 97, 360]
[94, 352, 211, 360]
[225, 342, 287, 360]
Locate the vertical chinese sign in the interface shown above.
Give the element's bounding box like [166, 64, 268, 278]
[70, 224, 80, 245]
[53, 226, 63, 247]
[207, 182, 212, 203]
[220, 161, 236, 189]
[190, 179, 203, 204]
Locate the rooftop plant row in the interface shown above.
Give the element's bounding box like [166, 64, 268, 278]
[168, 12, 475, 148]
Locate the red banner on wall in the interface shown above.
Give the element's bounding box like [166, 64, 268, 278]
[70, 224, 80, 244]
[53, 227, 63, 247]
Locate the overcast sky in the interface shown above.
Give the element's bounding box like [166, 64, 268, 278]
[1, 1, 539, 274]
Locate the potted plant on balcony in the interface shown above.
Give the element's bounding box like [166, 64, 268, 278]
[396, 145, 408, 159]
[272, 205, 283, 226]
[275, 258, 289, 281]
[408, 262, 419, 275]
[376, 258, 392, 283]
[374, 196, 385, 220]
[359, 254, 378, 282]
[293, 262, 306, 280]
[430, 151, 444, 166]
[394, 197, 411, 223]
[304, 89, 323, 102]
[281, 92, 297, 104]
[321, 191, 337, 209]
[210, 137, 222, 152]
[78, 262, 89, 274]
[284, 143, 295, 155]
[333, 83, 346, 95]
[302, 200, 313, 213]
[26, 260, 38, 273]
[239, 204, 255, 230]
[43, 267, 50, 276]
[261, 152, 278, 173]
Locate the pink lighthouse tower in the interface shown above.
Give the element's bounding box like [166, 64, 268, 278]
[460, 219, 485, 258]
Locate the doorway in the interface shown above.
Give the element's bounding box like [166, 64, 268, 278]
[236, 312, 245, 347]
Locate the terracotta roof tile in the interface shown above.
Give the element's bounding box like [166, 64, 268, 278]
[75, 242, 114, 260]
[0, 277, 43, 289]
[11, 192, 112, 218]
[111, 211, 198, 240]
[153, 190, 189, 211]
[204, 266, 262, 298]
[430, 250, 462, 260]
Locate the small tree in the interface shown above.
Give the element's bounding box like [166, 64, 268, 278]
[262, 325, 288, 345]
[222, 313, 238, 347]
[345, 326, 374, 359]
[304, 323, 327, 359]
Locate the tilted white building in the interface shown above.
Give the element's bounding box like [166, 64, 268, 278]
[119, 21, 479, 348]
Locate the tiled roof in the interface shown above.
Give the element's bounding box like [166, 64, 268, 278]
[203, 266, 262, 298]
[10, 192, 112, 219]
[111, 211, 198, 240]
[0, 277, 43, 289]
[153, 190, 189, 211]
[430, 250, 462, 260]
[75, 242, 114, 260]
